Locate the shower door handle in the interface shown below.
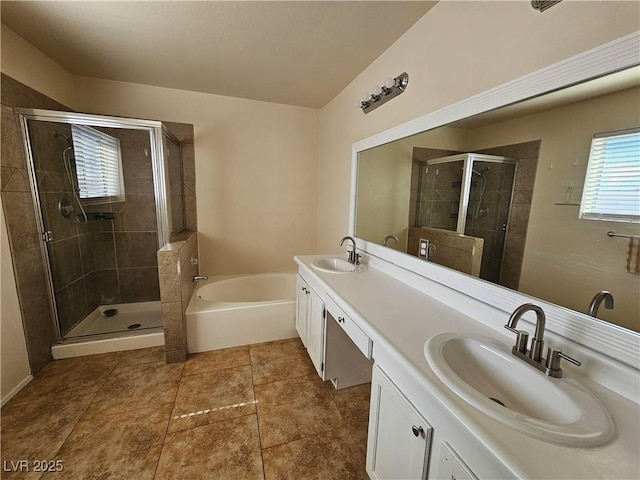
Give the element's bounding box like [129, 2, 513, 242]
[42, 230, 54, 243]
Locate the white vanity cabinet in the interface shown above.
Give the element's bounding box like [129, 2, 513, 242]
[367, 365, 433, 480]
[296, 274, 325, 375]
[297, 269, 373, 387]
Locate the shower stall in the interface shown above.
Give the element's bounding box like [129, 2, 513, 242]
[16, 109, 186, 343]
[415, 153, 517, 284]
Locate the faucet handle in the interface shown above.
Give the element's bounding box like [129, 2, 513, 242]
[504, 325, 529, 354]
[546, 346, 581, 377]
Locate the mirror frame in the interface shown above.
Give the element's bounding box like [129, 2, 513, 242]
[350, 31, 640, 368]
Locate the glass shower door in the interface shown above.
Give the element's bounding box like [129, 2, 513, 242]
[20, 111, 170, 342]
[416, 159, 464, 231]
[26, 119, 87, 337]
[463, 160, 517, 284]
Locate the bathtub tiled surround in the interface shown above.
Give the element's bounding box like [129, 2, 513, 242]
[158, 231, 199, 363]
[0, 339, 369, 479]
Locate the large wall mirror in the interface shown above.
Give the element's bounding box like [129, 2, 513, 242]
[353, 38, 639, 344]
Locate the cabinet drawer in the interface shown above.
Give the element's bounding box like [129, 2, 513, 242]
[326, 295, 372, 359]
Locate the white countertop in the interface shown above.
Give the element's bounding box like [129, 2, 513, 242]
[294, 254, 640, 480]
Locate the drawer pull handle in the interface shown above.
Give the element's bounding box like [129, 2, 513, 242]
[338, 316, 345, 323]
[411, 425, 424, 437]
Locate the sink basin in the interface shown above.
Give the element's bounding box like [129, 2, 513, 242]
[424, 332, 614, 446]
[311, 257, 367, 274]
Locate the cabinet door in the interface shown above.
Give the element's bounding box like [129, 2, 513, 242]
[296, 275, 309, 346]
[306, 288, 326, 378]
[367, 366, 432, 480]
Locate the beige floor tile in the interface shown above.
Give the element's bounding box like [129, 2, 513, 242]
[116, 346, 166, 368]
[249, 338, 315, 385]
[155, 414, 264, 480]
[8, 353, 120, 406]
[0, 394, 95, 480]
[255, 374, 343, 448]
[262, 426, 367, 480]
[169, 365, 256, 433]
[332, 383, 371, 455]
[84, 361, 183, 417]
[42, 403, 171, 480]
[183, 345, 250, 376]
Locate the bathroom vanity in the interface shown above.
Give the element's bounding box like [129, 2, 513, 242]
[294, 32, 640, 480]
[294, 253, 639, 479]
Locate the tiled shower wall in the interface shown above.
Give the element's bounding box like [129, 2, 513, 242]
[476, 141, 540, 290]
[1, 75, 70, 373]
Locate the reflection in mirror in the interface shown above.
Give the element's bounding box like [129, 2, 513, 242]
[355, 67, 640, 332]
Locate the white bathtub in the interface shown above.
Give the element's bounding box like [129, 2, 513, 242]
[185, 272, 297, 353]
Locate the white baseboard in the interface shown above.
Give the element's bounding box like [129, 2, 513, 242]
[1, 375, 33, 407]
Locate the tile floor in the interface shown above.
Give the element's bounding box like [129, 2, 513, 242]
[1, 338, 370, 479]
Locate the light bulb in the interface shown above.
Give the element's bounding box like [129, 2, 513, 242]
[372, 85, 383, 96]
[384, 77, 395, 89]
[363, 92, 372, 102]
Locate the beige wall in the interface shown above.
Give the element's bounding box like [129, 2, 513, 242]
[71, 78, 319, 275]
[356, 140, 413, 250]
[0, 25, 76, 106]
[1, 197, 31, 404]
[466, 87, 640, 331]
[317, 1, 640, 254]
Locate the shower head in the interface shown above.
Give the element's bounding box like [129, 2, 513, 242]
[53, 130, 72, 146]
[472, 166, 490, 177]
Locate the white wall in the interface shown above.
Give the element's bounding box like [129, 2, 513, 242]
[317, 1, 640, 253]
[1, 197, 31, 405]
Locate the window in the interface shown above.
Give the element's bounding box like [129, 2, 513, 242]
[71, 124, 125, 204]
[579, 128, 640, 223]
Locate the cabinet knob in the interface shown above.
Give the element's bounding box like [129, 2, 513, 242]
[411, 425, 424, 437]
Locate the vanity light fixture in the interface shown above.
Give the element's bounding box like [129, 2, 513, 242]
[356, 72, 409, 114]
[531, 0, 563, 12]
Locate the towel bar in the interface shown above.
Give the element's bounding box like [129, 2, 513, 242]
[607, 231, 638, 239]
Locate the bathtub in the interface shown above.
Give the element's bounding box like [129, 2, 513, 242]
[185, 272, 297, 353]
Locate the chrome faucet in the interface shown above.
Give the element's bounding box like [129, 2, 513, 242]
[588, 291, 614, 318]
[383, 234, 399, 247]
[339, 236, 360, 265]
[192, 275, 208, 282]
[504, 303, 580, 378]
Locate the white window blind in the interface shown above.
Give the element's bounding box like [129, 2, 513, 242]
[579, 128, 640, 223]
[71, 124, 125, 204]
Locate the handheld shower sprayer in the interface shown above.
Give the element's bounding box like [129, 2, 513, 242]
[59, 137, 88, 224]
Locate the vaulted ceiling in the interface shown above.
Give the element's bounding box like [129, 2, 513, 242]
[1, 1, 436, 108]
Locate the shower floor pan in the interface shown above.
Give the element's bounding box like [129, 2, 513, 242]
[65, 301, 163, 338]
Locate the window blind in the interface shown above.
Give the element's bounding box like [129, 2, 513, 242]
[579, 128, 640, 223]
[71, 124, 125, 204]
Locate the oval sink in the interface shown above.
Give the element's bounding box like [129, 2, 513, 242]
[424, 332, 615, 446]
[311, 257, 367, 274]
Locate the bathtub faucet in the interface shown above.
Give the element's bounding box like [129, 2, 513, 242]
[193, 276, 208, 282]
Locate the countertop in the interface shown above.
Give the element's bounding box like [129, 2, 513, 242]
[294, 254, 640, 480]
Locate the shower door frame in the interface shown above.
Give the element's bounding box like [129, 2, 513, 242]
[418, 153, 518, 234]
[16, 108, 172, 344]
